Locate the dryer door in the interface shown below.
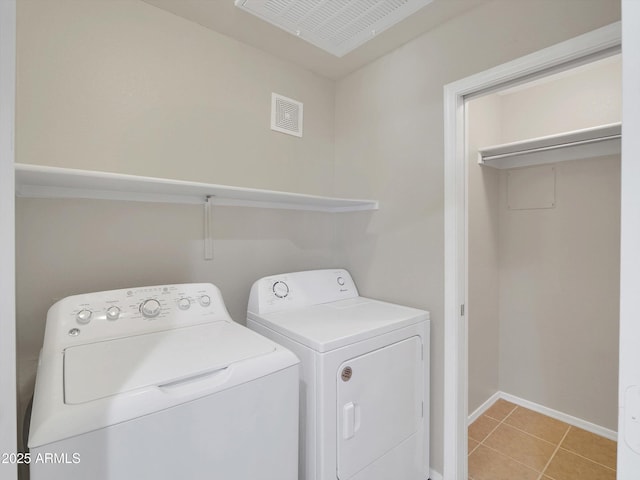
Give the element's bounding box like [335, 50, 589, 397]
[336, 336, 423, 480]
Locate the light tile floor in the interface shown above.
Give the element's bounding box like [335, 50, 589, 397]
[468, 399, 617, 480]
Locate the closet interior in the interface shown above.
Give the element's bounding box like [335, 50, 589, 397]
[467, 54, 621, 479]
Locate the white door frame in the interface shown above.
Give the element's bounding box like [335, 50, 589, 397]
[442, 22, 621, 479]
[0, 1, 17, 478]
[617, 1, 640, 477]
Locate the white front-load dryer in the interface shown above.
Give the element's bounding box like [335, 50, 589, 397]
[29, 283, 299, 480]
[247, 269, 430, 480]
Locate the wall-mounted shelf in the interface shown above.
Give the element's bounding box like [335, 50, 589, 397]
[15, 163, 379, 213]
[478, 122, 621, 169]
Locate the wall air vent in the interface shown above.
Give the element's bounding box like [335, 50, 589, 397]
[235, 0, 434, 58]
[271, 93, 303, 137]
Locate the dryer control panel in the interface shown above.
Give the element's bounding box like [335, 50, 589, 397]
[248, 269, 359, 315]
[43, 283, 231, 352]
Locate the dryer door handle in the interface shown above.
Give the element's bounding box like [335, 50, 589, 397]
[342, 402, 361, 439]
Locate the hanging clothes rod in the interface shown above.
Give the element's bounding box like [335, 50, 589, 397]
[478, 122, 621, 169]
[482, 133, 620, 161]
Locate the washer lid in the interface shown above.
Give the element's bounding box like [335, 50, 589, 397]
[64, 321, 274, 404]
[29, 320, 298, 448]
[248, 297, 429, 352]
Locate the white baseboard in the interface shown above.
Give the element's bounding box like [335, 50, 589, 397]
[429, 468, 443, 480]
[468, 390, 617, 441]
[468, 391, 502, 424]
[499, 392, 617, 441]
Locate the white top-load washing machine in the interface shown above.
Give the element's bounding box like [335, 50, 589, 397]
[247, 269, 430, 480]
[29, 283, 299, 480]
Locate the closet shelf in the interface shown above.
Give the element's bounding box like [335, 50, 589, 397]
[14, 163, 379, 213]
[478, 122, 621, 169]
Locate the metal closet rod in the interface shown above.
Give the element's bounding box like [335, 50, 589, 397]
[481, 134, 621, 161]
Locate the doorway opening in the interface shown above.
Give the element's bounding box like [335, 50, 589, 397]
[466, 53, 620, 479]
[443, 22, 621, 479]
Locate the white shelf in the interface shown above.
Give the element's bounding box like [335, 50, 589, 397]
[15, 164, 378, 213]
[478, 122, 621, 169]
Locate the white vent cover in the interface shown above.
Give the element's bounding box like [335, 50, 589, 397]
[235, 0, 434, 57]
[271, 93, 303, 137]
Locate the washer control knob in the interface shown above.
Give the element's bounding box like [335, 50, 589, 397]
[199, 295, 211, 307]
[140, 299, 161, 318]
[337, 276, 345, 286]
[273, 281, 290, 299]
[106, 306, 121, 321]
[178, 298, 191, 310]
[76, 309, 92, 324]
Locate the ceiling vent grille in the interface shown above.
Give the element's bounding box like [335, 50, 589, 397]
[271, 93, 303, 137]
[235, 0, 434, 57]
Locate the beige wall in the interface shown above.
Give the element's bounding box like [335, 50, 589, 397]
[15, 0, 341, 450]
[467, 95, 501, 414]
[498, 157, 620, 430]
[17, 0, 335, 194]
[334, 0, 620, 472]
[467, 53, 621, 429]
[499, 55, 622, 143]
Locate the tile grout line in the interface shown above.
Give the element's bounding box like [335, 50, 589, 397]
[468, 440, 480, 456]
[556, 446, 617, 472]
[484, 405, 563, 478]
[471, 404, 514, 445]
[474, 405, 545, 477]
[478, 442, 544, 476]
[501, 404, 519, 423]
[476, 420, 502, 445]
[487, 416, 560, 447]
[471, 401, 618, 480]
[536, 425, 572, 480]
[469, 404, 518, 455]
[486, 404, 570, 446]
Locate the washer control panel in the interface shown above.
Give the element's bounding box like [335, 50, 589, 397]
[248, 269, 359, 315]
[43, 283, 230, 352]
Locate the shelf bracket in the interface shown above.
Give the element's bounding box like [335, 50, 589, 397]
[204, 196, 214, 260]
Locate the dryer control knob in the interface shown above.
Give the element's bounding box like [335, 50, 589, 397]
[106, 306, 120, 321]
[177, 298, 191, 310]
[140, 299, 161, 318]
[199, 295, 211, 307]
[76, 309, 92, 324]
[273, 281, 289, 299]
